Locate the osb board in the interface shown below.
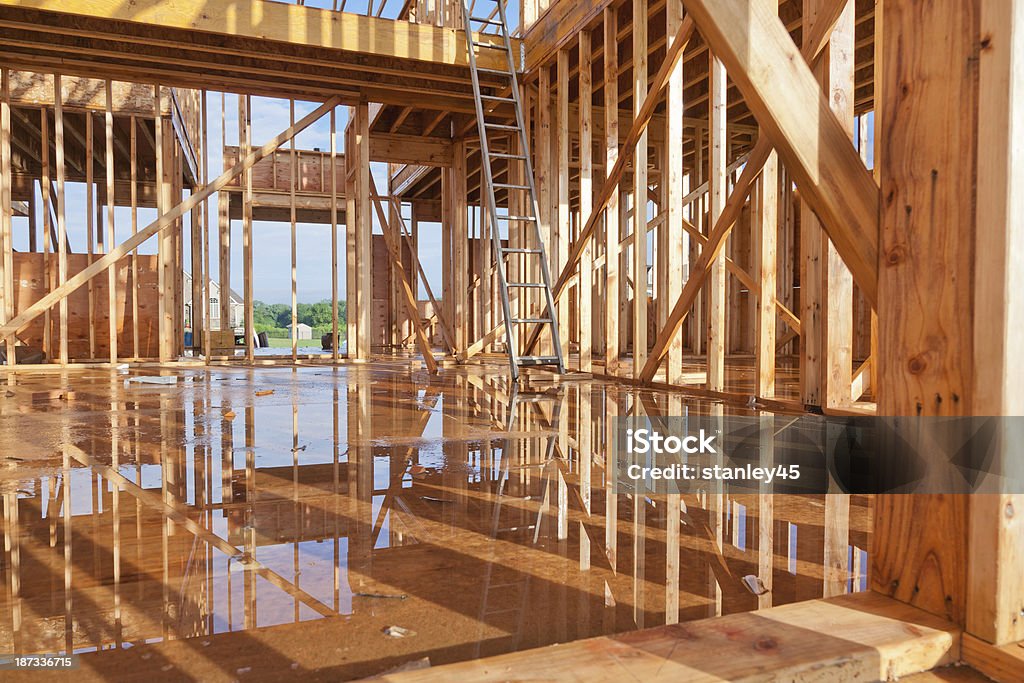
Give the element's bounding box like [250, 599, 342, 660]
[8, 71, 174, 115]
[12, 252, 160, 359]
[374, 592, 959, 682]
[223, 146, 345, 195]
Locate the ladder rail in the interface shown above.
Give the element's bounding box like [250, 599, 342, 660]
[463, 2, 521, 380]
[494, 0, 565, 375]
[462, 0, 566, 379]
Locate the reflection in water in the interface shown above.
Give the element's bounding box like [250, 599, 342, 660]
[0, 364, 871, 679]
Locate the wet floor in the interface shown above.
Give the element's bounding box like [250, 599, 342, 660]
[0, 361, 871, 681]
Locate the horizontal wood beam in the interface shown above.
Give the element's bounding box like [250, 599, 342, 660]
[0, 1, 512, 106]
[0, 0, 510, 69]
[369, 133, 453, 166]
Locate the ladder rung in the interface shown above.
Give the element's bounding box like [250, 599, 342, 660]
[498, 215, 536, 222]
[489, 151, 526, 159]
[517, 356, 561, 366]
[480, 95, 516, 103]
[484, 122, 520, 131]
[470, 16, 503, 25]
[502, 247, 541, 254]
[493, 182, 530, 190]
[473, 41, 506, 49]
[477, 67, 515, 77]
[507, 282, 545, 288]
[512, 318, 552, 324]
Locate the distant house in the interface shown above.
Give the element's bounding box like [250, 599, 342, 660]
[287, 322, 313, 340]
[183, 272, 244, 331]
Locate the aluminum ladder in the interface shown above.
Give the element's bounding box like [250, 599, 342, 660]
[461, 0, 565, 382]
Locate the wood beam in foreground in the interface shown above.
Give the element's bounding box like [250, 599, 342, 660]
[373, 592, 958, 682]
[0, 96, 343, 341]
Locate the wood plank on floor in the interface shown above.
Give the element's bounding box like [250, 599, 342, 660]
[368, 592, 959, 682]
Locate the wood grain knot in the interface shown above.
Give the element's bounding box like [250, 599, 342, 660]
[754, 637, 778, 652]
[908, 354, 927, 375]
[885, 245, 906, 266]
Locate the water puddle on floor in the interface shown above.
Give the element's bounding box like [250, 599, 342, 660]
[0, 363, 871, 680]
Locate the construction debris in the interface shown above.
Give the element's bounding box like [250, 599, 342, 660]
[382, 625, 416, 638]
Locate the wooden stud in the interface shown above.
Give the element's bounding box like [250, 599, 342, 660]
[557, 49, 571, 359]
[290, 100, 298, 362]
[105, 80, 117, 363]
[356, 102, 372, 359]
[967, 0, 1024, 648]
[579, 29, 594, 373]
[0, 69, 12, 365]
[706, 55, 726, 391]
[200, 91, 210, 362]
[662, 0, 685, 384]
[129, 115, 140, 358]
[156, 85, 173, 361]
[86, 108, 96, 358]
[331, 107, 339, 363]
[54, 73, 68, 364]
[537, 64, 552, 357]
[754, 150, 778, 397]
[632, 0, 648, 379]
[452, 138, 468, 354]
[241, 95, 255, 362]
[40, 111, 52, 358]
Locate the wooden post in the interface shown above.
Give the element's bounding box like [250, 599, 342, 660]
[356, 102, 372, 359]
[557, 49, 571, 359]
[665, 0, 685, 384]
[579, 29, 594, 373]
[331, 108, 340, 362]
[86, 109, 96, 358]
[346, 109, 358, 358]
[157, 86, 175, 362]
[201, 91, 210, 362]
[537, 64, 552, 357]
[801, 0, 855, 410]
[130, 116, 140, 358]
[603, 9, 619, 376]
[41, 112, 52, 359]
[632, 0, 648, 379]
[453, 138, 468, 353]
[754, 150, 778, 397]
[54, 73, 69, 364]
[965, 0, 1024, 649]
[0, 69, 12, 365]
[240, 95, 255, 362]
[290, 100, 298, 362]
[873, 0, 977, 627]
[706, 56, 727, 391]
[105, 81, 117, 363]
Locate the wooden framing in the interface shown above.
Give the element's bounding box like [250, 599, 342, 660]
[0, 1, 1022, 679]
